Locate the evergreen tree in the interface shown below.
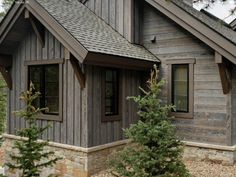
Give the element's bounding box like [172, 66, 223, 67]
[0, 76, 6, 147]
[109, 65, 190, 177]
[0, 0, 13, 20]
[5, 82, 61, 177]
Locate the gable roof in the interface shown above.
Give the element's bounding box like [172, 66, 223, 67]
[173, 0, 236, 45]
[145, 0, 236, 65]
[0, 0, 158, 68]
[230, 18, 236, 30]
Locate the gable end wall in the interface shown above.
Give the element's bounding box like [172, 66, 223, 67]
[7, 29, 89, 147]
[142, 3, 231, 145]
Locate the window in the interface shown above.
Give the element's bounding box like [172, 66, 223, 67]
[172, 64, 189, 112]
[167, 59, 195, 119]
[102, 68, 121, 122]
[26, 59, 63, 121]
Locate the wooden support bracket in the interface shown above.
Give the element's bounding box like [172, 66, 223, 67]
[69, 53, 85, 89]
[215, 51, 222, 64]
[0, 54, 12, 89]
[218, 63, 231, 94]
[25, 9, 45, 47]
[215, 51, 231, 94]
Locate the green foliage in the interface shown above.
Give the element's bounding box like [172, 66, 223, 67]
[109, 65, 190, 177]
[0, 0, 13, 19]
[5, 82, 61, 177]
[0, 76, 7, 147]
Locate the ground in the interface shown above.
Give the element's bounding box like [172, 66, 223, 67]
[92, 160, 236, 177]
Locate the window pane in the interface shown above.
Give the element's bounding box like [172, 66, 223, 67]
[105, 69, 119, 116]
[29, 66, 42, 108]
[44, 65, 59, 115]
[28, 64, 59, 115]
[172, 64, 189, 112]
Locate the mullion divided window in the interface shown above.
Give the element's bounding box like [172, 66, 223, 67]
[102, 68, 121, 122]
[28, 64, 59, 116]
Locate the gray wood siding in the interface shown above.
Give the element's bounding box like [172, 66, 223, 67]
[86, 66, 141, 147]
[84, 0, 142, 44]
[8, 29, 87, 147]
[143, 3, 229, 145]
[232, 67, 236, 145]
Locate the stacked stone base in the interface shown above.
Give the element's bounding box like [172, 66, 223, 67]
[1, 134, 129, 177]
[183, 141, 236, 165]
[1, 134, 236, 177]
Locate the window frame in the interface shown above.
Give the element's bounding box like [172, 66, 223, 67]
[101, 68, 122, 122]
[167, 59, 195, 119]
[25, 59, 64, 121]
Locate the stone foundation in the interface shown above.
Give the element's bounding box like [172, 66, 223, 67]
[183, 141, 236, 165]
[1, 134, 129, 177]
[1, 134, 236, 177]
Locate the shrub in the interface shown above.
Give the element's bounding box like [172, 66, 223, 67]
[109, 65, 190, 177]
[5, 82, 61, 177]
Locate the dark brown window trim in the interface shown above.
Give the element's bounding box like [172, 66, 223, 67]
[25, 59, 63, 122]
[24, 58, 64, 66]
[101, 68, 122, 122]
[167, 59, 195, 119]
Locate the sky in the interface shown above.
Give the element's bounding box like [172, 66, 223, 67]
[0, 0, 236, 23]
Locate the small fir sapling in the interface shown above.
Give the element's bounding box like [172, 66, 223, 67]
[5, 82, 61, 177]
[109, 65, 190, 177]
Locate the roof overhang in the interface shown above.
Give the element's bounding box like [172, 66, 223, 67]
[0, 0, 158, 70]
[145, 0, 236, 65]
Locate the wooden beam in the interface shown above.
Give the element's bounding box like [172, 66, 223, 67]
[70, 54, 85, 89]
[0, 54, 12, 67]
[25, 9, 45, 47]
[64, 48, 70, 60]
[215, 51, 222, 64]
[218, 62, 231, 94]
[0, 67, 12, 89]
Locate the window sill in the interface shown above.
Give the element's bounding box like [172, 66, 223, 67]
[170, 112, 193, 119]
[36, 113, 62, 122]
[101, 115, 121, 122]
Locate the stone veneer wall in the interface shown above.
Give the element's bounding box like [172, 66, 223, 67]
[1, 134, 129, 177]
[1, 135, 236, 177]
[183, 141, 236, 165]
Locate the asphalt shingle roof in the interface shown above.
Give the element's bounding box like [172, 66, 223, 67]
[172, 0, 236, 45]
[35, 0, 159, 62]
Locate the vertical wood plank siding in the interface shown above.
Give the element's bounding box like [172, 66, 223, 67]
[86, 66, 140, 147]
[142, 3, 229, 145]
[85, 0, 141, 43]
[8, 29, 85, 146]
[8, 29, 141, 147]
[232, 67, 236, 145]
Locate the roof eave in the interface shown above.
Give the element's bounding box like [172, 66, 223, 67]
[84, 52, 159, 70]
[27, 0, 88, 62]
[145, 0, 236, 65]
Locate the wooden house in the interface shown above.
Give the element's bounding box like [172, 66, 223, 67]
[0, 0, 236, 176]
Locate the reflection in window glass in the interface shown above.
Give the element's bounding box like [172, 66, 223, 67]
[105, 69, 119, 116]
[29, 64, 59, 115]
[172, 64, 189, 112]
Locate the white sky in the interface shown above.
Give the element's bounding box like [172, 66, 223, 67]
[0, 0, 236, 23]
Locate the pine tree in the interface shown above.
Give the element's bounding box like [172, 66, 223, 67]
[5, 82, 61, 177]
[109, 65, 190, 177]
[0, 76, 6, 146]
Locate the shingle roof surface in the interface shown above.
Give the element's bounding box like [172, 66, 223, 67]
[36, 0, 159, 62]
[172, 0, 236, 45]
